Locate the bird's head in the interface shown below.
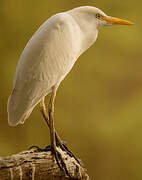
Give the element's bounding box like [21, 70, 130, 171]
[68, 6, 133, 53]
[93, 7, 134, 28]
[69, 6, 134, 30]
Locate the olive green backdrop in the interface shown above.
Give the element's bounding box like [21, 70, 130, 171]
[1, 0, 142, 179]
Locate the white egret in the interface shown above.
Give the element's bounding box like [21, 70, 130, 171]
[7, 6, 133, 175]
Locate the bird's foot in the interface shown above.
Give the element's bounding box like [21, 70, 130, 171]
[56, 141, 80, 165]
[29, 143, 79, 178]
[29, 145, 71, 177]
[29, 143, 79, 164]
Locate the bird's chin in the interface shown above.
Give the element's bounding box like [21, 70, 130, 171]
[103, 20, 113, 26]
[105, 22, 113, 26]
[98, 21, 111, 28]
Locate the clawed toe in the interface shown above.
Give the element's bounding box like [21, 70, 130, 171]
[29, 145, 43, 151]
[29, 145, 51, 152]
[57, 141, 80, 165]
[51, 146, 71, 177]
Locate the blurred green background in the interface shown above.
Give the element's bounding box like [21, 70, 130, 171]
[1, 0, 142, 179]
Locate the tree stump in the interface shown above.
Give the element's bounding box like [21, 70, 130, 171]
[0, 147, 90, 180]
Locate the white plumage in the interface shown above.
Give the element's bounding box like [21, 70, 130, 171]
[7, 6, 133, 126]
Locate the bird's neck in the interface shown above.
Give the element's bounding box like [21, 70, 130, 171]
[67, 10, 98, 54]
[81, 28, 98, 54]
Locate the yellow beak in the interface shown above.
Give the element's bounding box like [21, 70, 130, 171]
[102, 16, 134, 25]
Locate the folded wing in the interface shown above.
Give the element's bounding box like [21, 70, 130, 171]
[7, 13, 82, 126]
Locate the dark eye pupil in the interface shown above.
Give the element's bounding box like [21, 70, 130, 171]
[96, 13, 100, 18]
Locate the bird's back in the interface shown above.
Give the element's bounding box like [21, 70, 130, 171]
[7, 12, 83, 126]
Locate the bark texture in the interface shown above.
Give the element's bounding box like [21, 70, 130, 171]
[0, 147, 90, 180]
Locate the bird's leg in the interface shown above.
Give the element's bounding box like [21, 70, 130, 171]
[40, 97, 49, 127]
[39, 97, 62, 145]
[48, 87, 72, 176]
[48, 88, 56, 149]
[39, 96, 80, 164]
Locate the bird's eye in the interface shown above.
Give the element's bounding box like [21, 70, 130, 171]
[96, 13, 101, 19]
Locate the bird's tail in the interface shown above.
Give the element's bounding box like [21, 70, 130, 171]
[7, 90, 34, 126]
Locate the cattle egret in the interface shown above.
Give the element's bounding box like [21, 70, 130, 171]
[7, 6, 133, 175]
